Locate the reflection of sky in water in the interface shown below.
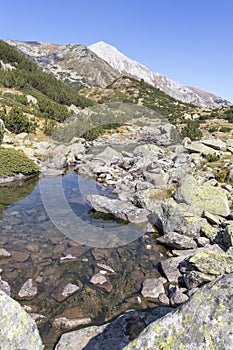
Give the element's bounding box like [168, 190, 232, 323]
[0, 173, 145, 247]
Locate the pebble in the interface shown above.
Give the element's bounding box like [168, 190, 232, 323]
[18, 279, 37, 299]
[62, 283, 80, 297]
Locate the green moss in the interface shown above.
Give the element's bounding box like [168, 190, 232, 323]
[0, 148, 40, 177]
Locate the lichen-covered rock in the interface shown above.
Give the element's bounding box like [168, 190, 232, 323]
[185, 140, 219, 155]
[55, 307, 172, 350]
[158, 199, 203, 237]
[175, 175, 230, 217]
[188, 251, 233, 275]
[0, 290, 43, 349]
[157, 232, 197, 249]
[124, 274, 233, 350]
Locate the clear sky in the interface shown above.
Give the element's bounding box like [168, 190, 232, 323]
[1, 0, 232, 102]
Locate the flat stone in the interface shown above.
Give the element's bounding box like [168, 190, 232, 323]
[0, 248, 11, 258]
[97, 263, 115, 274]
[90, 272, 107, 285]
[61, 283, 80, 297]
[11, 251, 30, 262]
[185, 141, 219, 155]
[157, 232, 197, 249]
[18, 279, 37, 299]
[201, 138, 227, 151]
[53, 317, 91, 330]
[141, 278, 166, 298]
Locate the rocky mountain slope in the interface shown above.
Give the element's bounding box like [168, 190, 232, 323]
[89, 41, 232, 108]
[6, 40, 119, 88]
[80, 76, 196, 121]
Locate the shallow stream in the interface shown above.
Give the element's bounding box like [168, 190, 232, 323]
[0, 173, 167, 349]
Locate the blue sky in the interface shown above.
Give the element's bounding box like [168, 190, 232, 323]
[1, 0, 232, 102]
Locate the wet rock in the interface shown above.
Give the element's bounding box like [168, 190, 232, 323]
[157, 232, 197, 249]
[0, 248, 11, 258]
[90, 272, 108, 285]
[61, 283, 80, 297]
[60, 254, 77, 262]
[86, 195, 149, 224]
[141, 277, 166, 298]
[53, 317, 91, 330]
[160, 256, 184, 284]
[124, 274, 233, 350]
[11, 250, 30, 262]
[0, 277, 11, 296]
[18, 279, 37, 299]
[175, 175, 230, 217]
[29, 313, 47, 325]
[0, 290, 43, 349]
[97, 263, 115, 274]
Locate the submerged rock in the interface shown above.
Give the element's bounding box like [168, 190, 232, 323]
[124, 274, 233, 350]
[18, 278, 37, 299]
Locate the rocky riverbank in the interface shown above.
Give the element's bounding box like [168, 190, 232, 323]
[1, 120, 233, 349]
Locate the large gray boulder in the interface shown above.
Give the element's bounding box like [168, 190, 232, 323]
[0, 290, 43, 349]
[175, 175, 230, 217]
[86, 195, 149, 224]
[124, 274, 233, 350]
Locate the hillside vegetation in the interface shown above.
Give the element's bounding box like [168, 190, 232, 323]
[80, 76, 196, 122]
[0, 40, 92, 123]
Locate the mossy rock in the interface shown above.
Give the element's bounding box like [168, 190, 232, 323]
[0, 147, 40, 177]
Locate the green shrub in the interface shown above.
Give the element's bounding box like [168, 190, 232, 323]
[219, 126, 231, 133]
[181, 120, 203, 140]
[43, 118, 57, 136]
[0, 148, 40, 177]
[205, 153, 220, 162]
[1, 107, 36, 134]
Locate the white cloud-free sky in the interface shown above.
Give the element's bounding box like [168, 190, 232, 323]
[1, 0, 232, 102]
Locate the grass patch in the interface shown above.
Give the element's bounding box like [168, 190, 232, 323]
[0, 148, 40, 177]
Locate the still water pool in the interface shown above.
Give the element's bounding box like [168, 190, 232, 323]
[0, 173, 166, 349]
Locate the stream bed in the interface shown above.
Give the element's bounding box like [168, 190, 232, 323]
[0, 173, 167, 349]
